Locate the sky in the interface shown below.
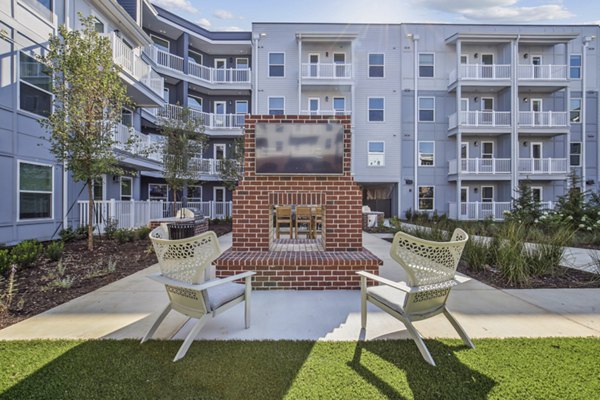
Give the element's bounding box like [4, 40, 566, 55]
[151, 0, 600, 32]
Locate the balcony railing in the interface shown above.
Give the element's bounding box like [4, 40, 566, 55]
[299, 110, 352, 116]
[147, 103, 245, 130]
[517, 65, 567, 80]
[449, 111, 511, 129]
[518, 111, 568, 127]
[148, 46, 251, 84]
[189, 158, 241, 176]
[448, 158, 511, 175]
[518, 158, 568, 174]
[112, 123, 162, 161]
[450, 64, 511, 82]
[449, 201, 555, 221]
[110, 33, 163, 97]
[301, 63, 352, 79]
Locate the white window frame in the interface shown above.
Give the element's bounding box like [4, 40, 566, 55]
[235, 100, 248, 114]
[187, 94, 203, 111]
[150, 34, 170, 52]
[570, 54, 582, 80]
[214, 143, 226, 160]
[570, 142, 582, 167]
[367, 96, 385, 122]
[188, 49, 203, 65]
[530, 142, 543, 159]
[531, 186, 543, 203]
[481, 186, 494, 202]
[461, 142, 469, 159]
[418, 141, 435, 167]
[92, 175, 106, 201]
[213, 186, 226, 203]
[93, 16, 105, 33]
[214, 58, 226, 69]
[236, 57, 249, 69]
[188, 185, 203, 202]
[570, 98, 582, 123]
[268, 52, 285, 78]
[333, 97, 346, 115]
[481, 53, 494, 65]
[17, 160, 54, 221]
[19, 0, 54, 20]
[148, 183, 168, 201]
[308, 97, 320, 115]
[368, 53, 385, 78]
[417, 185, 435, 211]
[268, 96, 285, 115]
[418, 96, 435, 122]
[418, 52, 434, 78]
[120, 176, 133, 201]
[481, 141, 494, 158]
[460, 54, 468, 64]
[367, 141, 385, 167]
[18, 50, 53, 119]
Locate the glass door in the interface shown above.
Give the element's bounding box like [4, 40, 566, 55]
[460, 186, 469, 219]
[214, 101, 226, 126]
[308, 98, 320, 115]
[214, 58, 226, 82]
[309, 53, 319, 77]
[481, 54, 493, 78]
[531, 142, 543, 172]
[333, 53, 346, 77]
[532, 55, 542, 78]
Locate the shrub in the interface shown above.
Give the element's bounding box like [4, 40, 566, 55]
[45, 241, 64, 262]
[526, 226, 572, 277]
[0, 249, 13, 275]
[494, 222, 528, 286]
[59, 227, 85, 242]
[11, 240, 43, 269]
[134, 226, 151, 241]
[104, 219, 119, 239]
[462, 238, 490, 272]
[404, 208, 413, 222]
[114, 228, 135, 244]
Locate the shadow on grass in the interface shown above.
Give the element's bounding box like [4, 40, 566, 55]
[349, 340, 496, 400]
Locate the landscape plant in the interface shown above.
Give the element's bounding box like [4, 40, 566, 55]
[45, 241, 65, 262]
[11, 240, 43, 269]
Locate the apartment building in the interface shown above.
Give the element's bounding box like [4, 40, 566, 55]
[1, 0, 598, 245]
[252, 22, 599, 219]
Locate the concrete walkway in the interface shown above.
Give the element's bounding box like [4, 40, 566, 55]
[0, 233, 599, 341]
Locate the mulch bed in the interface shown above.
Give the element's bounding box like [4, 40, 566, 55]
[0, 221, 232, 331]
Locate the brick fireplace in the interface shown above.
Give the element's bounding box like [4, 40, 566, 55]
[215, 115, 382, 290]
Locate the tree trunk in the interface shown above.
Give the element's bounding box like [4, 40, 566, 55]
[87, 178, 94, 251]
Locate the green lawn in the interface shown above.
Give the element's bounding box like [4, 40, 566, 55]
[1, 338, 598, 399]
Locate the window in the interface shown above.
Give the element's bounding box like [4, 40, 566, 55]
[188, 50, 203, 64]
[151, 35, 170, 53]
[481, 186, 494, 202]
[163, 88, 170, 103]
[570, 98, 581, 123]
[120, 177, 132, 201]
[368, 53, 384, 78]
[19, 52, 52, 117]
[22, 0, 52, 19]
[268, 52, 284, 77]
[333, 97, 346, 115]
[368, 97, 384, 122]
[569, 55, 581, 79]
[235, 100, 248, 125]
[419, 53, 434, 77]
[531, 187, 543, 203]
[570, 142, 582, 166]
[418, 97, 435, 122]
[93, 17, 104, 33]
[418, 141, 434, 166]
[418, 186, 434, 211]
[367, 141, 385, 167]
[188, 185, 202, 202]
[121, 108, 133, 127]
[92, 177, 104, 201]
[236, 58, 249, 69]
[148, 183, 168, 201]
[268, 97, 284, 115]
[18, 161, 53, 220]
[187, 95, 203, 111]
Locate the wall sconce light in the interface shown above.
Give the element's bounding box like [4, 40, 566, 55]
[474, 53, 479, 58]
[405, 179, 414, 185]
[523, 97, 529, 103]
[325, 96, 329, 102]
[524, 53, 529, 59]
[474, 141, 478, 147]
[473, 96, 479, 102]
[523, 141, 528, 147]
[474, 187, 478, 193]
[325, 51, 329, 57]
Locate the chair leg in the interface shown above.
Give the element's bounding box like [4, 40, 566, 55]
[141, 304, 171, 344]
[173, 314, 210, 362]
[443, 308, 475, 349]
[360, 276, 367, 330]
[244, 276, 252, 329]
[402, 317, 436, 366]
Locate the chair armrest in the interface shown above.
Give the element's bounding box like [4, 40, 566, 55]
[148, 271, 256, 292]
[356, 271, 414, 293]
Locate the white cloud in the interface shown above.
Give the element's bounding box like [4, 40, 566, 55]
[197, 18, 212, 29]
[222, 26, 244, 32]
[152, 0, 198, 13]
[420, 0, 573, 22]
[213, 9, 244, 20]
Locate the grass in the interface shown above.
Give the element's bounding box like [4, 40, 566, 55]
[0, 339, 599, 399]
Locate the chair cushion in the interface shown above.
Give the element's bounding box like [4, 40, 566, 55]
[206, 281, 245, 310]
[367, 285, 407, 314]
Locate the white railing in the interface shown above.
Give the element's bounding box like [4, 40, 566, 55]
[454, 64, 511, 80]
[517, 65, 567, 80]
[78, 199, 232, 233]
[111, 33, 164, 97]
[449, 202, 512, 221]
[448, 158, 511, 174]
[112, 123, 162, 161]
[518, 111, 568, 127]
[299, 110, 352, 116]
[189, 158, 241, 176]
[150, 103, 245, 130]
[149, 46, 251, 84]
[301, 63, 352, 79]
[450, 111, 511, 128]
[518, 158, 568, 174]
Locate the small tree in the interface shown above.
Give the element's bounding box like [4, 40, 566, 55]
[505, 181, 542, 225]
[41, 15, 131, 251]
[219, 136, 244, 191]
[555, 172, 587, 229]
[161, 107, 206, 215]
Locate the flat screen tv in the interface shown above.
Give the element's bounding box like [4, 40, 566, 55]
[255, 122, 344, 175]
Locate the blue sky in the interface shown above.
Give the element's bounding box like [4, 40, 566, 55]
[151, 0, 600, 31]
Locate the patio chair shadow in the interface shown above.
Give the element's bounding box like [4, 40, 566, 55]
[348, 340, 496, 400]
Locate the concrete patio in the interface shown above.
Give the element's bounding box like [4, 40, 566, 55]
[0, 232, 599, 341]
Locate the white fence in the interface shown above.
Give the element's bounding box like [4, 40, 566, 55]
[301, 63, 353, 79]
[517, 64, 567, 80]
[458, 111, 511, 127]
[448, 158, 511, 174]
[78, 200, 233, 233]
[449, 201, 555, 221]
[518, 111, 568, 127]
[146, 103, 245, 130]
[456, 64, 511, 80]
[518, 158, 568, 174]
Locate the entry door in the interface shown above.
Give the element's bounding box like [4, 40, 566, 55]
[481, 97, 494, 125]
[214, 58, 226, 82]
[531, 99, 543, 126]
[531, 142, 543, 172]
[481, 186, 494, 218]
[481, 141, 494, 172]
[460, 98, 469, 124]
[333, 53, 346, 77]
[481, 54, 493, 78]
[532, 55, 542, 78]
[309, 53, 319, 77]
[531, 187, 543, 204]
[460, 187, 469, 218]
[213, 187, 226, 218]
[214, 101, 226, 126]
[308, 98, 320, 115]
[214, 144, 226, 175]
[460, 142, 469, 172]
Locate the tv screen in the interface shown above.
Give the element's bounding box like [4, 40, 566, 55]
[255, 122, 344, 175]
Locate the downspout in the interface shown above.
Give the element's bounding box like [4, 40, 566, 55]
[298, 35, 302, 114]
[581, 35, 595, 190]
[512, 35, 520, 201]
[409, 33, 420, 214]
[456, 39, 462, 220]
[63, 0, 70, 230]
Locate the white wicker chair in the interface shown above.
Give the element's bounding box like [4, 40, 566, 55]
[357, 228, 473, 366]
[142, 227, 255, 361]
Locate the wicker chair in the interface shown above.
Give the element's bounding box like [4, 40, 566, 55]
[142, 227, 255, 361]
[357, 228, 473, 366]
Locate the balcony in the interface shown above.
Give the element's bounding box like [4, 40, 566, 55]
[449, 201, 555, 221]
[518, 158, 568, 175]
[148, 46, 251, 89]
[448, 158, 511, 176]
[190, 157, 242, 178]
[145, 103, 245, 135]
[300, 63, 352, 81]
[449, 64, 511, 89]
[112, 123, 163, 170]
[110, 33, 164, 106]
[518, 111, 569, 136]
[517, 65, 567, 81]
[448, 111, 511, 133]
